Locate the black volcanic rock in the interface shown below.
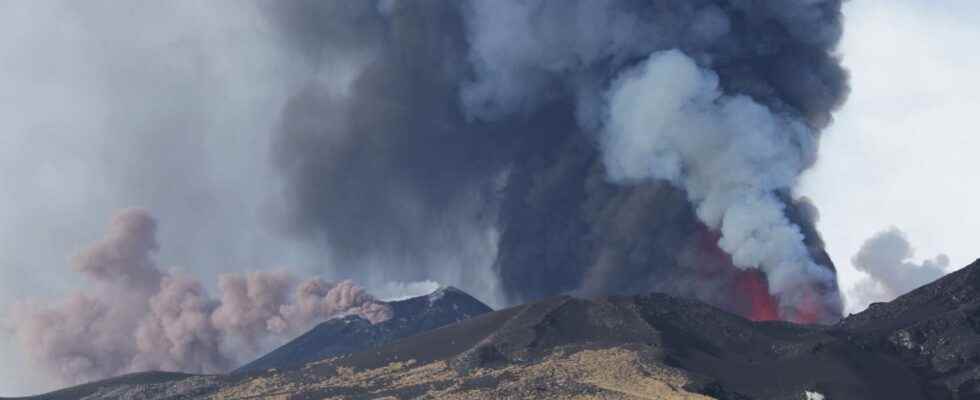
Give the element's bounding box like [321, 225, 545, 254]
[837, 258, 980, 399]
[18, 261, 980, 400]
[450, 296, 663, 372]
[329, 293, 929, 399]
[234, 286, 492, 374]
[633, 294, 924, 400]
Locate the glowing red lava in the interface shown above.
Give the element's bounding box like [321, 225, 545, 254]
[734, 269, 779, 322]
[694, 225, 840, 324]
[788, 286, 824, 325]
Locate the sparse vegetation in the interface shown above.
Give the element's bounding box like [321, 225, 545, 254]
[214, 346, 711, 400]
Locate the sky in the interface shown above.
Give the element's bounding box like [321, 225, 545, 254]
[798, 0, 980, 314]
[1, 0, 979, 396]
[0, 2, 325, 394]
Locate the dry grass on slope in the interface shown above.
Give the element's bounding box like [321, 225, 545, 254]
[213, 345, 714, 400]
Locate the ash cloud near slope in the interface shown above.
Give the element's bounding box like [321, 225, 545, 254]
[0, 0, 854, 393]
[5, 209, 390, 386]
[268, 0, 848, 322]
[848, 227, 949, 311]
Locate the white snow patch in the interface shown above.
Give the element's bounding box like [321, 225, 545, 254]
[375, 280, 442, 302]
[428, 286, 459, 304]
[805, 391, 825, 400]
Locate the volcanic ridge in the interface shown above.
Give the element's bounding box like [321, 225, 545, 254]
[9, 260, 980, 400]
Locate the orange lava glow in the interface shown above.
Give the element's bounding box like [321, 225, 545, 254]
[788, 286, 824, 325]
[734, 270, 779, 322]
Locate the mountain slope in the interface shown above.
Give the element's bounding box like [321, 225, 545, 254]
[12, 259, 980, 399]
[234, 286, 493, 374]
[0, 372, 198, 400]
[837, 258, 980, 398]
[286, 293, 922, 399]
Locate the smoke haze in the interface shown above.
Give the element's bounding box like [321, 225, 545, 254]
[1, 0, 855, 393]
[6, 209, 390, 386]
[848, 227, 949, 311]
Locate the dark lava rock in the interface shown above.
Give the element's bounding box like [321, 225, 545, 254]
[836, 258, 980, 399]
[339, 291, 928, 399]
[234, 286, 492, 374]
[450, 295, 661, 373]
[20, 260, 980, 400]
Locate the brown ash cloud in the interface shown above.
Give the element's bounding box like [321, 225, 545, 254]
[5, 208, 390, 386]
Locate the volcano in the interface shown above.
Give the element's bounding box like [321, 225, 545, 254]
[9, 258, 980, 399]
[234, 286, 492, 374]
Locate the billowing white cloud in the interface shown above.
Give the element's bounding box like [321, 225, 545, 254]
[602, 50, 835, 320]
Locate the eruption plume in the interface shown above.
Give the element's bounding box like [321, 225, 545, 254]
[0, 0, 858, 394]
[6, 209, 390, 386]
[601, 49, 836, 320]
[268, 0, 848, 322]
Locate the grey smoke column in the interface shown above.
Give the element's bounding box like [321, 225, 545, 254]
[7, 209, 390, 386]
[849, 227, 948, 311]
[269, 0, 848, 321]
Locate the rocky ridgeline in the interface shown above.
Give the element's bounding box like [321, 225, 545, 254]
[235, 286, 492, 374]
[12, 259, 980, 400]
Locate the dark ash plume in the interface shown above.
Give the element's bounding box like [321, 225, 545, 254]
[849, 227, 948, 311]
[268, 0, 848, 322]
[6, 209, 390, 386]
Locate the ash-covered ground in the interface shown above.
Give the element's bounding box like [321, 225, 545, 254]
[11, 259, 980, 400]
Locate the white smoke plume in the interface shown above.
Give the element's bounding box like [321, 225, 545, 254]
[5, 208, 391, 386]
[600, 49, 836, 319]
[453, 0, 847, 322]
[848, 227, 948, 312]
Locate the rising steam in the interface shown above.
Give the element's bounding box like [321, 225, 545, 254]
[848, 227, 948, 311]
[6, 209, 390, 386]
[601, 50, 836, 319]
